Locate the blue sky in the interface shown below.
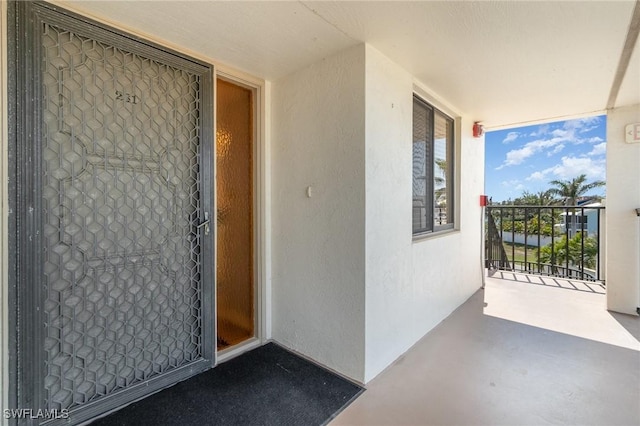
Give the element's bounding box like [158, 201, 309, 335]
[485, 115, 607, 202]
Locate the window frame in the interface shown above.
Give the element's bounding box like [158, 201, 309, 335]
[412, 94, 456, 237]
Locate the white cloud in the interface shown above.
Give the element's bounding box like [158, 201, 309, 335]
[563, 116, 602, 133]
[527, 171, 546, 181]
[502, 132, 519, 144]
[588, 142, 606, 156]
[547, 144, 565, 156]
[501, 138, 558, 166]
[551, 129, 569, 138]
[548, 117, 602, 144]
[497, 116, 605, 169]
[503, 146, 535, 166]
[501, 179, 525, 192]
[554, 157, 604, 180]
[526, 156, 606, 183]
[529, 125, 550, 137]
[526, 117, 600, 138]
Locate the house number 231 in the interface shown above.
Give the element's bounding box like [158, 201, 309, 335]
[115, 90, 139, 104]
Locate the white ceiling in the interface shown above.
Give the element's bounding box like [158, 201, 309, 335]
[62, 1, 640, 128]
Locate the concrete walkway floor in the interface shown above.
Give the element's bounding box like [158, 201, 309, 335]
[332, 275, 640, 426]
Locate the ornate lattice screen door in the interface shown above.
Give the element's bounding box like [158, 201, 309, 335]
[9, 3, 215, 424]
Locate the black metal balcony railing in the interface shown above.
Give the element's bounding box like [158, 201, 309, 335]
[485, 205, 605, 283]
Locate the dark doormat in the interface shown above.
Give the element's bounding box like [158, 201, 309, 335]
[91, 342, 364, 426]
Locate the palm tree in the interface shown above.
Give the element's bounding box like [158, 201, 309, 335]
[517, 190, 555, 206]
[547, 174, 604, 205]
[539, 233, 598, 271]
[547, 174, 605, 236]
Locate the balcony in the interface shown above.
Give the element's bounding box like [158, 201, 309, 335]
[332, 272, 639, 425]
[485, 205, 606, 283]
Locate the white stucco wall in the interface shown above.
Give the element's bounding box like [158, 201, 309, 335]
[2, 16, 486, 395]
[271, 44, 485, 383]
[409, 113, 485, 334]
[270, 45, 367, 381]
[363, 46, 414, 380]
[363, 46, 484, 381]
[606, 104, 640, 315]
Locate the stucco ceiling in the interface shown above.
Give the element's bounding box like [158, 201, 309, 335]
[61, 0, 640, 128]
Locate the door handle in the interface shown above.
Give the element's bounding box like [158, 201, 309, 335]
[197, 212, 210, 235]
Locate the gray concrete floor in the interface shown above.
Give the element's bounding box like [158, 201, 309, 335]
[332, 274, 640, 426]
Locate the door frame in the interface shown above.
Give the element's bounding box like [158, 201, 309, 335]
[214, 71, 268, 362]
[6, 2, 216, 423]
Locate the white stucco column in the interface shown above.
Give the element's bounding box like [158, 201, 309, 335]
[605, 104, 640, 315]
[271, 44, 485, 383]
[271, 44, 367, 382]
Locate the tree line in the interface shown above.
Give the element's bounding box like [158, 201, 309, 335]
[489, 174, 605, 271]
[492, 174, 605, 206]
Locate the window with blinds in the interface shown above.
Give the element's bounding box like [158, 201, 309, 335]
[412, 95, 455, 235]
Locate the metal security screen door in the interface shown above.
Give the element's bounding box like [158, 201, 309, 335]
[9, 3, 215, 424]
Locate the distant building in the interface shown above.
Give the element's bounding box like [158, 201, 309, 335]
[559, 201, 604, 237]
